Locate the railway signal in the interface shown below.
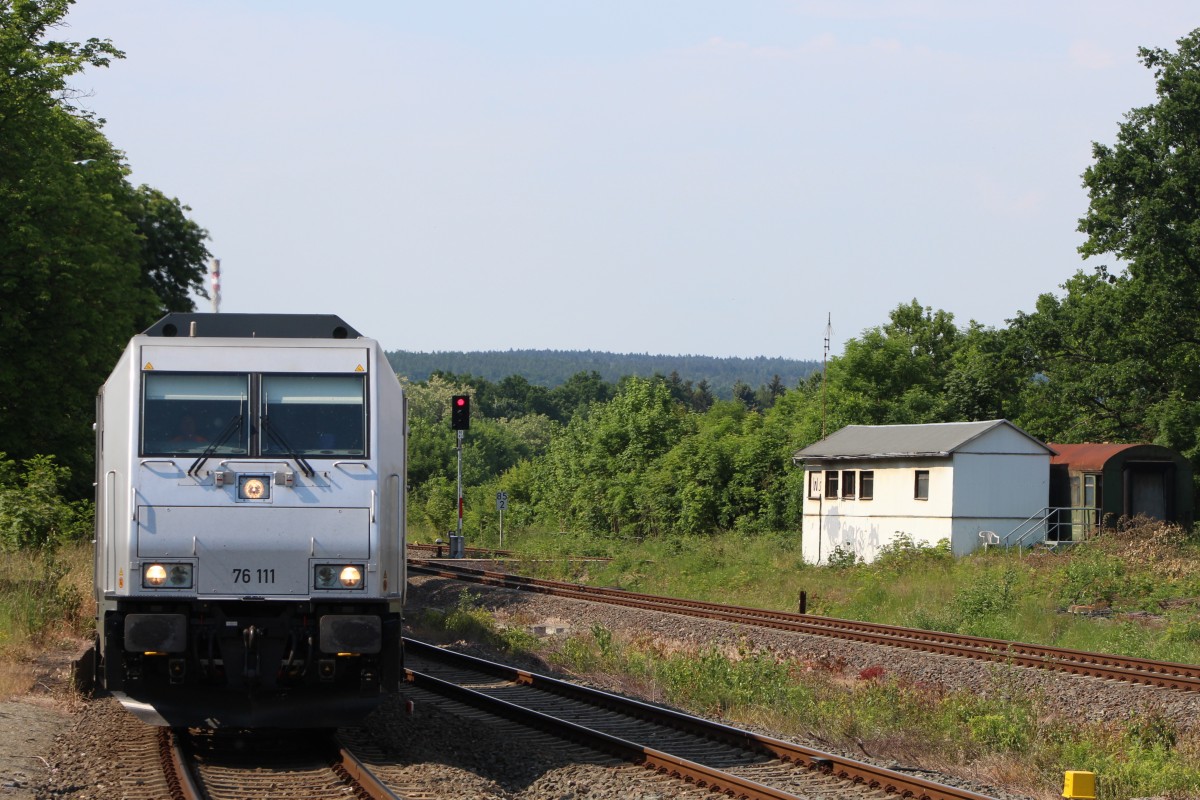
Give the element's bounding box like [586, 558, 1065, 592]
[450, 395, 470, 430]
[450, 395, 470, 558]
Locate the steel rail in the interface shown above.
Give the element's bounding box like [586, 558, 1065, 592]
[160, 728, 204, 800]
[408, 542, 515, 558]
[404, 637, 995, 800]
[331, 737, 405, 800]
[408, 559, 1200, 692]
[166, 727, 401, 800]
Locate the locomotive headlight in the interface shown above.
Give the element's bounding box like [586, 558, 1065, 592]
[315, 565, 338, 588]
[167, 565, 193, 588]
[339, 566, 362, 588]
[314, 564, 364, 590]
[142, 563, 193, 589]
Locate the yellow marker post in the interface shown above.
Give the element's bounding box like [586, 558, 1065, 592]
[1063, 771, 1095, 799]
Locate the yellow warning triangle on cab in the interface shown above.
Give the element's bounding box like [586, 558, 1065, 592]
[143, 362, 154, 370]
[355, 364, 365, 372]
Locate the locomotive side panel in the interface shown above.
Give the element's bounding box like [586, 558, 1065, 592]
[372, 342, 407, 606]
[94, 343, 137, 628]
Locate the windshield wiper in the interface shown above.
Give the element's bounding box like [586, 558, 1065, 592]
[260, 416, 315, 478]
[188, 414, 244, 477]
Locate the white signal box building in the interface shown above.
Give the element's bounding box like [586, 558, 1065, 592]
[793, 420, 1053, 564]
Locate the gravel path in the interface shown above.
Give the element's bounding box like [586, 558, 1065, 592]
[0, 644, 88, 800]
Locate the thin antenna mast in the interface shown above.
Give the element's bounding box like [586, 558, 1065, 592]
[821, 313, 831, 439]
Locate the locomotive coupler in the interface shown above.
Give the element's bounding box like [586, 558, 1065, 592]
[242, 625, 262, 684]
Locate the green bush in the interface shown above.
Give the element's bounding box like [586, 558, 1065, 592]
[1055, 551, 1126, 607]
[871, 534, 952, 575]
[1164, 614, 1200, 644]
[0, 454, 93, 551]
[951, 566, 1020, 638]
[826, 542, 858, 569]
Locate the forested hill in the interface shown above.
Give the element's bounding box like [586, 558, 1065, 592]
[386, 349, 820, 398]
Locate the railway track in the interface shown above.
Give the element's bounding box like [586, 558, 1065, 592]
[404, 637, 995, 800]
[408, 542, 516, 559]
[408, 558, 1200, 692]
[156, 727, 400, 800]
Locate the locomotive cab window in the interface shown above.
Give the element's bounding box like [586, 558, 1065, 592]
[262, 374, 367, 457]
[142, 373, 249, 456]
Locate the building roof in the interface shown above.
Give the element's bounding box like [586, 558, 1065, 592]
[794, 419, 1053, 462]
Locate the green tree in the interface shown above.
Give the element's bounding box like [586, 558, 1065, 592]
[649, 401, 743, 534]
[0, 1, 143, 484]
[942, 323, 1022, 423]
[691, 378, 715, 413]
[128, 185, 211, 325]
[1003, 29, 1200, 467]
[1007, 271, 1153, 443]
[1070, 28, 1200, 466]
[824, 300, 961, 426]
[548, 370, 614, 420]
[1078, 29, 1200, 340]
[533, 377, 687, 535]
[0, 0, 210, 490]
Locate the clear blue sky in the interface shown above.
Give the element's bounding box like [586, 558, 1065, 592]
[63, 1, 1199, 359]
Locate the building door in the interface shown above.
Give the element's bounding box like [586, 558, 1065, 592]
[1130, 469, 1167, 520]
[1066, 473, 1100, 540]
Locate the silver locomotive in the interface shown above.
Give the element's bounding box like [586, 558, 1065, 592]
[93, 313, 405, 727]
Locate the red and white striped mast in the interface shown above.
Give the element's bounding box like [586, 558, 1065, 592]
[210, 258, 221, 313]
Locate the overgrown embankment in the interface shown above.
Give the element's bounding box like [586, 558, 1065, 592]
[0, 455, 94, 697]
[412, 521, 1200, 799]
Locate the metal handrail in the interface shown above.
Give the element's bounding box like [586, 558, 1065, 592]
[1001, 506, 1100, 550]
[1001, 507, 1051, 548]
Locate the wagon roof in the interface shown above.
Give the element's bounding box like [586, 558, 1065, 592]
[1048, 442, 1176, 470]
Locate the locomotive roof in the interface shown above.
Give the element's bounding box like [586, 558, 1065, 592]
[143, 313, 362, 340]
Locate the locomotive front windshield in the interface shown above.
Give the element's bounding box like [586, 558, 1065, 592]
[142, 373, 250, 456]
[140, 372, 367, 458]
[262, 375, 366, 456]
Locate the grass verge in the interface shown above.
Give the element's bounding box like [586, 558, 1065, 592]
[504, 522, 1200, 665]
[0, 541, 93, 699]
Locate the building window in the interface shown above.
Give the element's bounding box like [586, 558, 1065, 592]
[860, 471, 874, 500]
[1083, 474, 1099, 508]
[914, 470, 929, 500]
[841, 470, 856, 499]
[808, 471, 822, 499]
[824, 470, 839, 499]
